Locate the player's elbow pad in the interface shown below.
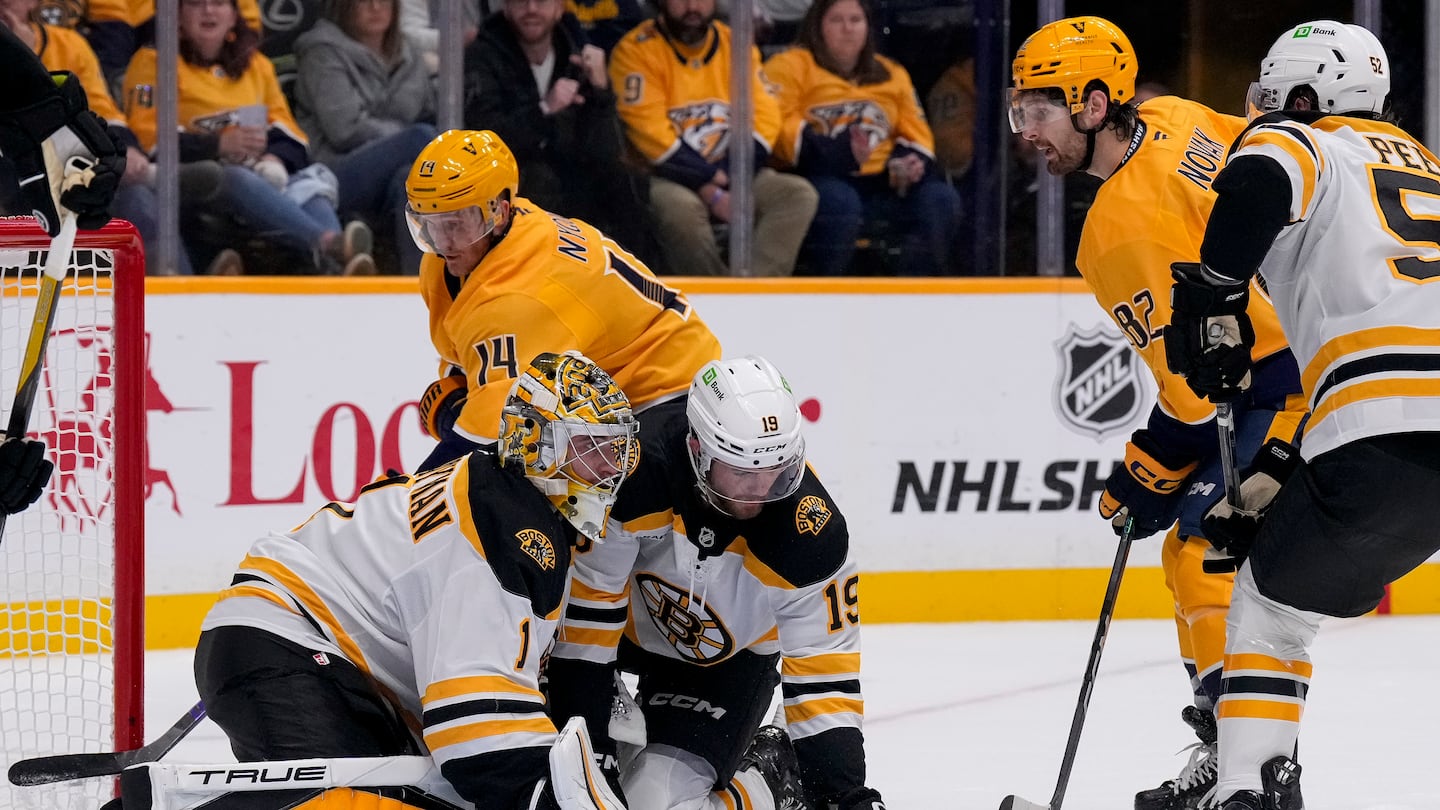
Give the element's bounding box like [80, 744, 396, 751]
[419, 374, 467, 440]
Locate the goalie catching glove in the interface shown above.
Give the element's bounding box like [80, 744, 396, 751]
[0, 71, 125, 235]
[1201, 437, 1300, 563]
[1100, 430, 1197, 540]
[1164, 262, 1255, 403]
[0, 434, 53, 515]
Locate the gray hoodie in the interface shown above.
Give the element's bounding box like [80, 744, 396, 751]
[292, 18, 437, 165]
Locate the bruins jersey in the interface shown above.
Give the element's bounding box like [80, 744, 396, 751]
[1078, 96, 1295, 430]
[121, 45, 306, 154]
[763, 46, 935, 176]
[553, 407, 863, 765]
[202, 455, 571, 781]
[1224, 114, 1440, 458]
[31, 22, 126, 126]
[608, 18, 781, 185]
[419, 199, 721, 444]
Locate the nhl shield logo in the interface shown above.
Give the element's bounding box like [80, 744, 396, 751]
[1053, 324, 1144, 440]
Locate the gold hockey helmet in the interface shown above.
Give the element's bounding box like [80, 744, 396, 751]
[404, 129, 519, 254]
[1012, 16, 1136, 113]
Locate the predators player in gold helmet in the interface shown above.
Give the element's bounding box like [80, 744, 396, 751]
[1011, 17, 1308, 810]
[405, 129, 721, 472]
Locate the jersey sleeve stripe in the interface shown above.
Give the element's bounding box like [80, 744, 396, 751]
[1307, 377, 1440, 431]
[424, 697, 547, 726]
[237, 554, 371, 674]
[569, 580, 629, 604]
[782, 679, 861, 698]
[214, 583, 294, 613]
[565, 603, 629, 623]
[424, 675, 545, 703]
[619, 511, 675, 534]
[424, 716, 557, 755]
[781, 652, 860, 679]
[1301, 326, 1440, 394]
[554, 625, 625, 648]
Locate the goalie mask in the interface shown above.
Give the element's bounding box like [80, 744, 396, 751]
[686, 357, 806, 520]
[405, 129, 519, 256]
[499, 352, 639, 541]
[1247, 21, 1389, 119]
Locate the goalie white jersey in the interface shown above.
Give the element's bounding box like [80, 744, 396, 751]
[1229, 114, 1440, 458]
[201, 455, 572, 773]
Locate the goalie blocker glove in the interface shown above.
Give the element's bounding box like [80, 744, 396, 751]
[1164, 262, 1255, 403]
[1201, 437, 1300, 562]
[0, 71, 125, 235]
[0, 434, 53, 515]
[1099, 430, 1198, 540]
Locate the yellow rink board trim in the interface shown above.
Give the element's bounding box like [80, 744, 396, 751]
[7, 564, 1440, 654]
[145, 276, 1093, 296]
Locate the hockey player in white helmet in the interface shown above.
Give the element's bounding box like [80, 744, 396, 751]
[1164, 20, 1440, 810]
[192, 351, 639, 810]
[545, 356, 886, 810]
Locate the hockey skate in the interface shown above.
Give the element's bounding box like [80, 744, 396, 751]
[1216, 756, 1302, 810]
[738, 725, 809, 810]
[1134, 705, 1217, 810]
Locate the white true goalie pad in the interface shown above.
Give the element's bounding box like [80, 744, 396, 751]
[115, 719, 624, 810]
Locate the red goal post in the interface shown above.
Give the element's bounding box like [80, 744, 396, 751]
[0, 218, 145, 808]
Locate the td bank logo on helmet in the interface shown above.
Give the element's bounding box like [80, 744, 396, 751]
[1294, 25, 1337, 37]
[702, 367, 725, 400]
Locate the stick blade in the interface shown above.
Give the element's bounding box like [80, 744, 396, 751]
[999, 795, 1050, 810]
[9, 752, 125, 786]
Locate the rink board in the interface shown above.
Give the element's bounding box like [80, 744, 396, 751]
[40, 276, 1438, 650]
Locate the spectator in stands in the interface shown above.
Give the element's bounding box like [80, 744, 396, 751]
[122, 0, 376, 275]
[563, 0, 642, 53]
[1, 0, 231, 274]
[926, 54, 973, 180]
[462, 0, 651, 266]
[609, 0, 816, 277]
[87, 0, 263, 87]
[293, 0, 437, 275]
[765, 0, 959, 275]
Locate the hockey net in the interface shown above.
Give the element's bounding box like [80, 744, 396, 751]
[0, 218, 145, 809]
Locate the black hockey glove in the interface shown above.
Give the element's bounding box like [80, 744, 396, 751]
[1098, 430, 1197, 540]
[418, 372, 467, 440]
[0, 72, 126, 235]
[1201, 437, 1300, 564]
[830, 786, 886, 810]
[0, 434, 53, 515]
[1164, 262, 1255, 403]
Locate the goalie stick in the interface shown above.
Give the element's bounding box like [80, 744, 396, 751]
[0, 207, 76, 544]
[999, 517, 1136, 810]
[8, 701, 207, 786]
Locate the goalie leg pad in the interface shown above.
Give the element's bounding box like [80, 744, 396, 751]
[546, 718, 626, 810]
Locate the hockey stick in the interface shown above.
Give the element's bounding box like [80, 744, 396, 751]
[8, 701, 207, 786]
[0, 209, 78, 545]
[999, 516, 1136, 810]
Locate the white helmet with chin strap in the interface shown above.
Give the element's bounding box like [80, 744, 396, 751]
[1249, 20, 1389, 119]
[686, 356, 806, 516]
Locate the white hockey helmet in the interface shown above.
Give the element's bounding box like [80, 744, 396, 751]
[1248, 21, 1389, 119]
[686, 356, 806, 517]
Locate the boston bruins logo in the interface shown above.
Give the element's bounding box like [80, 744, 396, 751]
[635, 573, 734, 663]
[516, 528, 556, 570]
[795, 495, 832, 536]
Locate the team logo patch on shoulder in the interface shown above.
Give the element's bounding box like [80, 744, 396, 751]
[516, 528, 556, 570]
[795, 495, 832, 536]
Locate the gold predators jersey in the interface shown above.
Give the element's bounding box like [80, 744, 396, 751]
[608, 19, 782, 167]
[122, 46, 306, 154]
[1077, 96, 1292, 427]
[1228, 115, 1440, 458]
[202, 455, 570, 776]
[764, 46, 936, 176]
[33, 23, 126, 126]
[420, 199, 721, 444]
[552, 408, 863, 751]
